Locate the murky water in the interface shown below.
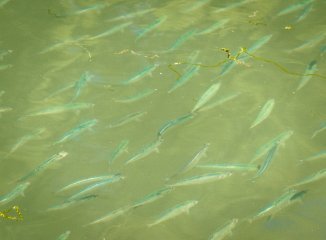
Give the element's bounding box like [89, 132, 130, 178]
[0, 0, 325, 239]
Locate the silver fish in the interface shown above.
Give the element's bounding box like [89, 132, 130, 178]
[192, 82, 221, 113]
[168, 173, 232, 187]
[148, 200, 198, 227]
[250, 99, 275, 128]
[0, 182, 30, 205]
[209, 218, 239, 240]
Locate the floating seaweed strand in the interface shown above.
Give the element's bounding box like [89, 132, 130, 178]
[168, 47, 326, 80]
[0, 206, 23, 221]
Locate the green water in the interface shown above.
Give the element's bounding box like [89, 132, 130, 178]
[0, 0, 325, 239]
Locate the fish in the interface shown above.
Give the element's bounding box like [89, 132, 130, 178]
[107, 8, 154, 22]
[0, 182, 30, 205]
[250, 99, 275, 128]
[0, 0, 10, 8]
[87, 205, 132, 225]
[208, 218, 239, 240]
[192, 82, 221, 113]
[197, 163, 258, 171]
[277, 0, 313, 17]
[18, 151, 68, 182]
[166, 29, 197, 52]
[198, 92, 241, 112]
[56, 230, 71, 240]
[57, 175, 119, 193]
[196, 19, 230, 36]
[168, 65, 200, 93]
[88, 21, 132, 41]
[252, 143, 278, 179]
[171, 143, 210, 178]
[291, 34, 325, 52]
[0, 49, 13, 61]
[220, 34, 272, 76]
[47, 195, 97, 211]
[21, 102, 94, 118]
[70, 2, 108, 15]
[71, 71, 94, 102]
[107, 111, 146, 128]
[295, 3, 313, 22]
[53, 119, 98, 145]
[39, 35, 89, 54]
[288, 168, 326, 188]
[109, 140, 129, 165]
[6, 128, 45, 156]
[248, 189, 306, 222]
[114, 88, 157, 103]
[157, 113, 194, 137]
[148, 200, 198, 227]
[296, 60, 317, 91]
[182, 0, 211, 13]
[125, 138, 163, 165]
[132, 187, 173, 209]
[311, 121, 326, 138]
[300, 150, 326, 162]
[214, 0, 251, 14]
[136, 16, 167, 40]
[120, 64, 158, 85]
[0, 64, 13, 71]
[251, 130, 293, 163]
[68, 174, 124, 200]
[0, 106, 12, 113]
[167, 173, 232, 187]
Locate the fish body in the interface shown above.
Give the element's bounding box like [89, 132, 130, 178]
[18, 151, 68, 182]
[7, 128, 45, 156]
[199, 92, 240, 112]
[68, 174, 124, 200]
[291, 34, 325, 52]
[57, 175, 118, 193]
[107, 8, 154, 22]
[277, 0, 313, 16]
[220, 34, 272, 76]
[168, 65, 200, 93]
[196, 19, 230, 35]
[114, 88, 157, 103]
[0, 182, 30, 205]
[288, 168, 326, 188]
[88, 21, 132, 40]
[148, 200, 198, 227]
[248, 189, 306, 222]
[0, 64, 12, 71]
[56, 231, 71, 240]
[192, 82, 221, 113]
[209, 218, 239, 240]
[71, 71, 94, 101]
[253, 143, 278, 179]
[214, 0, 251, 14]
[183, 0, 211, 13]
[251, 130, 293, 163]
[168, 173, 232, 187]
[53, 119, 98, 145]
[87, 205, 132, 225]
[312, 121, 326, 138]
[197, 163, 258, 171]
[250, 99, 275, 128]
[300, 150, 326, 162]
[167, 29, 197, 52]
[108, 111, 146, 128]
[121, 64, 158, 85]
[22, 102, 94, 118]
[295, 3, 313, 22]
[132, 187, 173, 208]
[0, 49, 13, 61]
[109, 140, 129, 165]
[0, 106, 12, 113]
[47, 195, 97, 211]
[157, 113, 193, 137]
[296, 60, 317, 91]
[125, 138, 163, 165]
[136, 16, 167, 40]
